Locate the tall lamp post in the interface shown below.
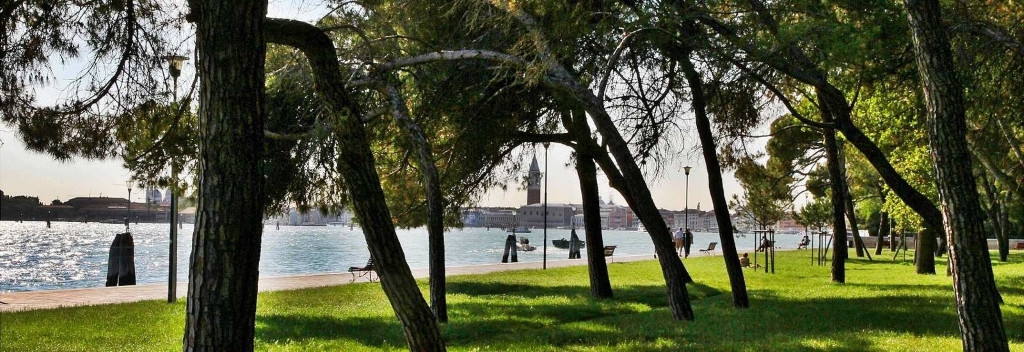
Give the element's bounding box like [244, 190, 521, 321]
[164, 54, 187, 303]
[684, 166, 692, 231]
[543, 143, 550, 269]
[125, 180, 133, 232]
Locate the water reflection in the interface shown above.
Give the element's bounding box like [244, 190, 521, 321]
[0, 221, 803, 292]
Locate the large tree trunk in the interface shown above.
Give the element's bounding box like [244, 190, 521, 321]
[575, 143, 614, 299]
[903, 0, 1009, 350]
[184, 1, 268, 350]
[265, 19, 445, 350]
[547, 66, 694, 321]
[385, 85, 448, 322]
[818, 92, 847, 284]
[679, 56, 749, 308]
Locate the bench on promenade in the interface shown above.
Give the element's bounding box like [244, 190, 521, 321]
[348, 257, 376, 283]
[604, 246, 617, 262]
[1015, 242, 1024, 250]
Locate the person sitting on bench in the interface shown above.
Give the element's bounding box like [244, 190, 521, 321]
[757, 235, 772, 252]
[797, 235, 810, 249]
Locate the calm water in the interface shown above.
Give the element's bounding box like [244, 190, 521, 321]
[0, 221, 803, 292]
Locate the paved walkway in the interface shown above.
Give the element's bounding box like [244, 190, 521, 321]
[0, 254, 662, 312]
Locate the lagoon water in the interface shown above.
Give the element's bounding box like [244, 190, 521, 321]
[0, 221, 805, 292]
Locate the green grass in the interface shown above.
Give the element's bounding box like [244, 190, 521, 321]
[3, 250, 1023, 351]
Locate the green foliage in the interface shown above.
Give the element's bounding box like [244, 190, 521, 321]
[732, 157, 794, 228]
[5, 251, 1024, 350]
[795, 196, 832, 231]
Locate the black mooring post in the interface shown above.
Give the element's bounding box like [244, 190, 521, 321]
[509, 234, 518, 263]
[501, 234, 513, 263]
[106, 234, 124, 286]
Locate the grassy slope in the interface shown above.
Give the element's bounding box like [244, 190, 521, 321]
[2, 250, 1022, 351]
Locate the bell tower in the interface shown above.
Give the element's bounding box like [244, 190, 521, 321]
[527, 155, 541, 204]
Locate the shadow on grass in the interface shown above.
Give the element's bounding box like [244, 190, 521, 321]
[256, 314, 405, 349]
[254, 259, 1024, 350]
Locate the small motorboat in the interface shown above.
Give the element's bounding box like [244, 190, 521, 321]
[507, 227, 532, 233]
[516, 237, 537, 251]
[552, 238, 585, 249]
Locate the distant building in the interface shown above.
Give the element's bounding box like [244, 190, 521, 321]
[526, 156, 541, 205]
[516, 203, 576, 228]
[146, 188, 163, 205]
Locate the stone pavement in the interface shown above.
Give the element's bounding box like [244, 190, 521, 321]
[0, 254, 660, 312]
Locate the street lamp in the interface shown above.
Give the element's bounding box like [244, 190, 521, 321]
[684, 166, 691, 232]
[542, 142, 550, 270]
[125, 180, 133, 232]
[164, 54, 187, 304]
[511, 210, 517, 234]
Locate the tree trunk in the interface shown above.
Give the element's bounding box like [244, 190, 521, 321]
[385, 85, 448, 322]
[874, 211, 888, 256]
[917, 224, 936, 274]
[838, 147, 869, 259]
[184, 1, 268, 350]
[575, 144, 613, 299]
[981, 174, 1010, 263]
[818, 92, 847, 284]
[998, 194, 1010, 262]
[548, 65, 694, 321]
[903, 0, 1009, 349]
[264, 19, 445, 350]
[680, 57, 749, 308]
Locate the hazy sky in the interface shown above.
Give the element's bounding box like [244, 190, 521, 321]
[0, 0, 748, 211]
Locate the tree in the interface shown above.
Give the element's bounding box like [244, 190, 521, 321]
[695, 0, 947, 266]
[902, 0, 1009, 349]
[181, 1, 269, 349]
[795, 197, 832, 233]
[265, 18, 446, 350]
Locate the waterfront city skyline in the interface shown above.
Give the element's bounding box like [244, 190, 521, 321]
[0, 132, 741, 212]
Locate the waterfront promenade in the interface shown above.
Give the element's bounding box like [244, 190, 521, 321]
[0, 254, 657, 312]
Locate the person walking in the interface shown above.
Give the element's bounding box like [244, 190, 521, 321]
[673, 227, 685, 256]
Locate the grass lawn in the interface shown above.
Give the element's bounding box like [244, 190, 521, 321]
[3, 250, 1023, 351]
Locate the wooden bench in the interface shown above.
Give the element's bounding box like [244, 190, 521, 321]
[1015, 242, 1024, 250]
[348, 257, 376, 283]
[604, 246, 617, 262]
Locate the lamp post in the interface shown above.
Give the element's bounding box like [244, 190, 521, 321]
[125, 180, 132, 232]
[511, 210, 517, 234]
[164, 54, 187, 303]
[684, 166, 692, 232]
[543, 142, 549, 270]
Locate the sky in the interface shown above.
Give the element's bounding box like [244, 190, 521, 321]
[0, 0, 749, 212]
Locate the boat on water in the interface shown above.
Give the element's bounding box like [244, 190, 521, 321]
[637, 223, 647, 232]
[516, 237, 537, 251]
[507, 227, 531, 233]
[552, 238, 586, 249]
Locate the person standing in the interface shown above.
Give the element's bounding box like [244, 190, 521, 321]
[673, 227, 685, 256]
[683, 228, 694, 258]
